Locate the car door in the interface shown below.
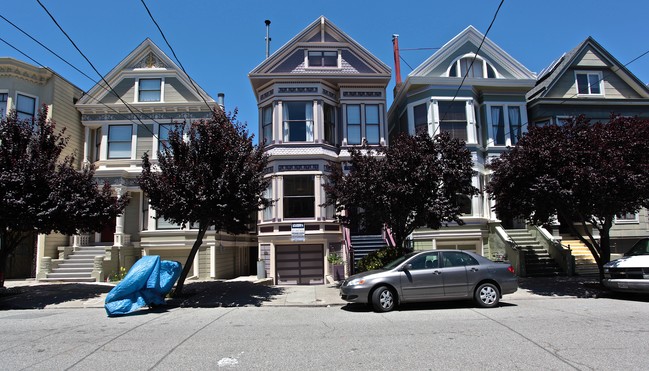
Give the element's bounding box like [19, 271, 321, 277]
[440, 251, 472, 298]
[400, 252, 444, 302]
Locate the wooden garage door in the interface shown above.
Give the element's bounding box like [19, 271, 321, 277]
[275, 244, 324, 285]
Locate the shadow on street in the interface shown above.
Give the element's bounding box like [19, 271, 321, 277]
[518, 276, 607, 298]
[0, 283, 112, 310]
[168, 281, 285, 308]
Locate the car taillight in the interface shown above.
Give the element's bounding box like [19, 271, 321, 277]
[507, 265, 515, 274]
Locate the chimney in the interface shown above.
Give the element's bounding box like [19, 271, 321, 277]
[265, 20, 272, 59]
[217, 93, 225, 110]
[392, 34, 403, 97]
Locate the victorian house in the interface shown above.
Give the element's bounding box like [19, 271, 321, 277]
[249, 16, 392, 284]
[387, 26, 537, 258]
[39, 39, 257, 282]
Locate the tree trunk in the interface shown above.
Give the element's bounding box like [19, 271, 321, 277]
[173, 223, 208, 296]
[598, 221, 612, 282]
[0, 231, 18, 288]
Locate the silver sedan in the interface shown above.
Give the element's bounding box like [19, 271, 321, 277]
[340, 249, 518, 312]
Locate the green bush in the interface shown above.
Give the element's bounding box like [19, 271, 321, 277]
[356, 246, 412, 273]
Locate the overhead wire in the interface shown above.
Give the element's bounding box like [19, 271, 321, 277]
[139, 0, 215, 113]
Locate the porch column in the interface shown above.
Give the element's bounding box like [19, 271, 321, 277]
[113, 185, 129, 248]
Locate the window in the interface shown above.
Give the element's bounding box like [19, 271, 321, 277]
[16, 94, 36, 121]
[346, 105, 361, 145]
[262, 105, 272, 145]
[158, 124, 174, 153]
[449, 57, 496, 78]
[283, 102, 313, 142]
[108, 125, 132, 159]
[283, 175, 315, 219]
[156, 216, 181, 230]
[324, 103, 336, 145]
[413, 103, 428, 134]
[490, 105, 523, 146]
[365, 105, 380, 144]
[407, 252, 440, 270]
[0, 93, 7, 118]
[437, 101, 467, 141]
[142, 197, 149, 231]
[576, 72, 602, 95]
[308, 51, 338, 67]
[442, 251, 479, 267]
[457, 194, 472, 215]
[138, 78, 162, 102]
[491, 106, 505, 145]
[262, 185, 273, 221]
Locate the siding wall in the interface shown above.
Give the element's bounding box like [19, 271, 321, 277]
[51, 76, 84, 168]
[165, 77, 197, 103]
[123, 192, 141, 241]
[213, 246, 236, 279]
[100, 78, 135, 104]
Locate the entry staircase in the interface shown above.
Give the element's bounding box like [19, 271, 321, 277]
[560, 235, 599, 276]
[506, 229, 562, 277]
[40, 246, 106, 282]
[350, 234, 386, 268]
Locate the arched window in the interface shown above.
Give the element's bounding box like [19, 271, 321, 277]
[448, 56, 497, 78]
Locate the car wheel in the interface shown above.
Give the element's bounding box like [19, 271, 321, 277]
[474, 282, 500, 308]
[371, 286, 396, 312]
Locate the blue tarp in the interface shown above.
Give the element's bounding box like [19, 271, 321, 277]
[104, 256, 181, 316]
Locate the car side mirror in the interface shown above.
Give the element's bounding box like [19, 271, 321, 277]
[402, 263, 412, 271]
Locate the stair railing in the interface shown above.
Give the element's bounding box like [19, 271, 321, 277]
[529, 225, 575, 276]
[490, 224, 525, 277]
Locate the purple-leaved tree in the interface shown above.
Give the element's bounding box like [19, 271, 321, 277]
[138, 109, 270, 295]
[487, 115, 649, 279]
[0, 107, 129, 286]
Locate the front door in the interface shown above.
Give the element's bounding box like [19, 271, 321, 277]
[100, 217, 116, 243]
[400, 252, 444, 301]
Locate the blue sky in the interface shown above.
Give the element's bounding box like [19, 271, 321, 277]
[2, 1, 648, 142]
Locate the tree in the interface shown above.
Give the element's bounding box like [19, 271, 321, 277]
[138, 109, 270, 295]
[487, 115, 649, 279]
[0, 108, 129, 286]
[324, 132, 477, 248]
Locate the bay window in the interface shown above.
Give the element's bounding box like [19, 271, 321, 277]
[324, 103, 336, 145]
[283, 102, 313, 142]
[284, 175, 315, 219]
[365, 105, 380, 144]
[490, 105, 523, 146]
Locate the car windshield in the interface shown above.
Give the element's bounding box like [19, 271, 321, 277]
[624, 239, 649, 256]
[382, 252, 418, 270]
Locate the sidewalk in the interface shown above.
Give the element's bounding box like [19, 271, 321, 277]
[0, 275, 609, 311]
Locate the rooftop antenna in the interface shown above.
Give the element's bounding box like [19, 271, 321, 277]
[265, 20, 272, 59]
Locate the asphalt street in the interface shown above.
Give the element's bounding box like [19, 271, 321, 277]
[1, 286, 648, 370]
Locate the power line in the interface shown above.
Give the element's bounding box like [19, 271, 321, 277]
[139, 0, 215, 113]
[436, 0, 505, 136]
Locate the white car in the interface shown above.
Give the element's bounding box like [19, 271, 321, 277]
[603, 238, 649, 293]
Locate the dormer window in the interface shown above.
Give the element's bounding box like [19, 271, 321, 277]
[138, 78, 162, 102]
[448, 56, 497, 78]
[307, 51, 338, 67]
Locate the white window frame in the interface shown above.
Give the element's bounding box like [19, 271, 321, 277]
[431, 98, 476, 143]
[574, 71, 604, 96]
[261, 105, 273, 145]
[15, 91, 39, 121]
[485, 103, 527, 147]
[106, 124, 135, 159]
[282, 101, 314, 143]
[135, 77, 165, 103]
[305, 50, 340, 68]
[446, 53, 499, 78]
[614, 212, 639, 224]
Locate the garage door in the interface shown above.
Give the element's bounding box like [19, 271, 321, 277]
[275, 244, 324, 285]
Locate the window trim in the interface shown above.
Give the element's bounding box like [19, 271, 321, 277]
[135, 77, 164, 103]
[262, 105, 273, 145]
[485, 103, 526, 147]
[0, 90, 8, 119]
[434, 99, 471, 142]
[614, 212, 639, 224]
[282, 101, 314, 143]
[282, 175, 316, 220]
[446, 53, 499, 78]
[574, 71, 604, 96]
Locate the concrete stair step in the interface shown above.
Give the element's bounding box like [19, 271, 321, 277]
[52, 267, 94, 274]
[46, 272, 94, 279]
[40, 277, 97, 283]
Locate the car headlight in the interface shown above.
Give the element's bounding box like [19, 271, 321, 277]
[603, 268, 609, 274]
[347, 278, 366, 286]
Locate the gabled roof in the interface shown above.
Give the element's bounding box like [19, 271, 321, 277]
[527, 36, 649, 100]
[77, 38, 214, 106]
[249, 16, 391, 92]
[409, 25, 535, 80]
